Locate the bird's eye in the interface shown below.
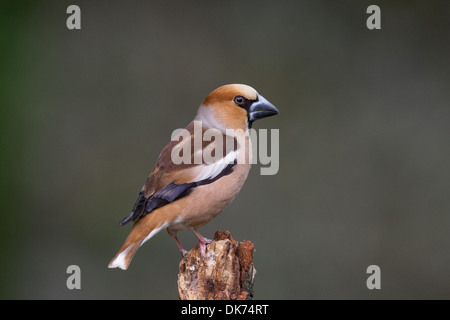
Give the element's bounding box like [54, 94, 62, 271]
[233, 95, 245, 106]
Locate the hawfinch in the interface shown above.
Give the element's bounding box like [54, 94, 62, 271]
[108, 84, 279, 270]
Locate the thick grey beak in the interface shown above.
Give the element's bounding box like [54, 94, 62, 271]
[248, 94, 279, 122]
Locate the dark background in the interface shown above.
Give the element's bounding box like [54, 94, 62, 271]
[1, 0, 449, 299]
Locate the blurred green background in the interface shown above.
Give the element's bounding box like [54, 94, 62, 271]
[1, 0, 449, 299]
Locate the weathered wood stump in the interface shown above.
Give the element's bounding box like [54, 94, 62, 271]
[177, 230, 256, 300]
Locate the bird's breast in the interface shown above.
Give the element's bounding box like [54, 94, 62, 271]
[170, 162, 251, 231]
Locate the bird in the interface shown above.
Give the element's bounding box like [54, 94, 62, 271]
[108, 84, 279, 270]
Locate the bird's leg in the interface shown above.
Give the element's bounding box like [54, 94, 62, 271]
[193, 229, 212, 259]
[170, 234, 187, 257]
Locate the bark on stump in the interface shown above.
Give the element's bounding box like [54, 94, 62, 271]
[177, 230, 256, 300]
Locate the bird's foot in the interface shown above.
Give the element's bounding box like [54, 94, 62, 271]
[199, 242, 207, 259]
[193, 229, 212, 259]
[202, 237, 213, 244]
[171, 234, 188, 257]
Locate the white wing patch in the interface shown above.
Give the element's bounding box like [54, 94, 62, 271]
[192, 150, 237, 182]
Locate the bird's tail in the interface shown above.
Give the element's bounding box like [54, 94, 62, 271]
[108, 240, 142, 270]
[108, 214, 170, 270]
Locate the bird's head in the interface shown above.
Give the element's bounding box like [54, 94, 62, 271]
[198, 84, 279, 131]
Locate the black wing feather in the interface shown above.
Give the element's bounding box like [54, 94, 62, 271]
[119, 160, 236, 226]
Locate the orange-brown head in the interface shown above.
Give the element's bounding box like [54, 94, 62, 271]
[197, 84, 279, 131]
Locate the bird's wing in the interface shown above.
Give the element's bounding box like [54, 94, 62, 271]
[119, 122, 238, 226]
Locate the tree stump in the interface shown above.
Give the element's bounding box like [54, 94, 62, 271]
[177, 230, 256, 300]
